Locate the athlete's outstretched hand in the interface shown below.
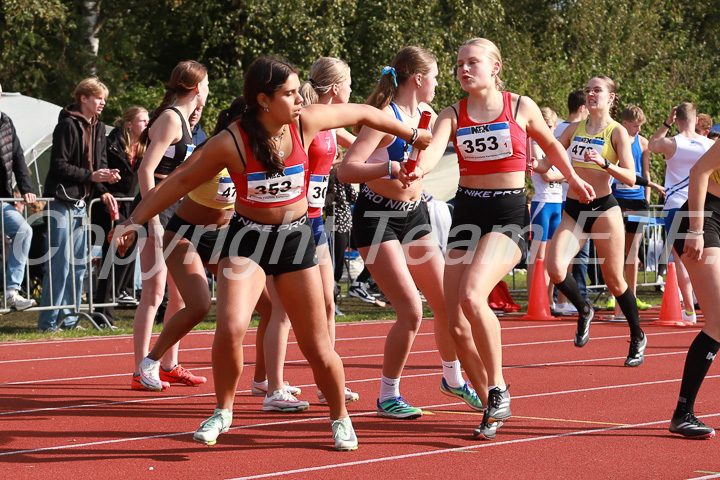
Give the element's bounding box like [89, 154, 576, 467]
[568, 175, 596, 204]
[108, 223, 139, 257]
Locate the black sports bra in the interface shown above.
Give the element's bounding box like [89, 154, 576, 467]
[153, 107, 195, 176]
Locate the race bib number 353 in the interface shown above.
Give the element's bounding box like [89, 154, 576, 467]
[457, 122, 513, 162]
[247, 164, 305, 203]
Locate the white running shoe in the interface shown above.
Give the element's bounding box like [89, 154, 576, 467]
[331, 416, 358, 451]
[139, 356, 163, 391]
[318, 387, 360, 404]
[262, 389, 310, 412]
[555, 302, 578, 315]
[251, 379, 301, 397]
[194, 408, 232, 445]
[6, 291, 36, 311]
[682, 310, 697, 324]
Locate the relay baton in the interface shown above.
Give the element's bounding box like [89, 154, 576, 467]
[526, 134, 533, 177]
[406, 111, 433, 173]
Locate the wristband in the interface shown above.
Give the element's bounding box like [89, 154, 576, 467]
[128, 216, 141, 228]
[687, 230, 704, 235]
[408, 128, 418, 145]
[634, 175, 649, 187]
[387, 160, 393, 177]
[663, 121, 672, 129]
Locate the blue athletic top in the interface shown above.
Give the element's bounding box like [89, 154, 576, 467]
[365, 102, 420, 179]
[612, 135, 645, 200]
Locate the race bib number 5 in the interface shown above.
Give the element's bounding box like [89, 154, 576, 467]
[457, 122, 513, 162]
[247, 164, 305, 203]
[569, 136, 604, 165]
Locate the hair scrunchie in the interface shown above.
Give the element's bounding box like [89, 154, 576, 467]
[381, 66, 398, 87]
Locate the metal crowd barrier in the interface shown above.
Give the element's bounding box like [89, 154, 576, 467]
[0, 196, 136, 330]
[507, 204, 668, 297]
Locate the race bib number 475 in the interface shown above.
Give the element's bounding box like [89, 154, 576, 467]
[569, 136, 604, 165]
[457, 122, 513, 162]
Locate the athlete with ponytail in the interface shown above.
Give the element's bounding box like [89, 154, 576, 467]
[539, 76, 648, 367]
[408, 38, 594, 439]
[340, 46, 485, 421]
[130, 60, 209, 390]
[114, 55, 430, 451]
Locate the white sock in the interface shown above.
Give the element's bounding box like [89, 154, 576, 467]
[379, 375, 400, 402]
[442, 360, 465, 388]
[7, 288, 16, 296]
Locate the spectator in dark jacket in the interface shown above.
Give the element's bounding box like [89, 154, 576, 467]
[189, 105, 206, 145]
[0, 83, 37, 311]
[93, 106, 148, 322]
[37, 77, 121, 332]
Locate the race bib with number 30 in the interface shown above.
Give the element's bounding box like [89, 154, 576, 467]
[308, 174, 329, 208]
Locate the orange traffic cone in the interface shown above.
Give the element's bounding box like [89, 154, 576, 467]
[650, 262, 686, 326]
[521, 258, 555, 321]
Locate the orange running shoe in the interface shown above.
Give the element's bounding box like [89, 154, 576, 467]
[159, 364, 207, 386]
[131, 374, 170, 391]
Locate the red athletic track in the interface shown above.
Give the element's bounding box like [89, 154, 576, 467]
[1, 311, 718, 480]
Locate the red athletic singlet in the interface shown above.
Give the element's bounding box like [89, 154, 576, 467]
[306, 130, 336, 218]
[454, 91, 527, 176]
[231, 121, 308, 208]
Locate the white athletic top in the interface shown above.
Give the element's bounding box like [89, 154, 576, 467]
[554, 121, 571, 200]
[664, 134, 714, 210]
[531, 142, 563, 203]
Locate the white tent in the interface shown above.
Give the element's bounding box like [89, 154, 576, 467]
[0, 92, 63, 192]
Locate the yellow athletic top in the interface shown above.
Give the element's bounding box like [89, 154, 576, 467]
[186, 168, 236, 210]
[568, 120, 619, 171]
[711, 169, 720, 185]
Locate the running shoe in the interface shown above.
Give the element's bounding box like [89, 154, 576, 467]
[159, 364, 207, 386]
[554, 302, 578, 316]
[251, 379, 301, 397]
[486, 386, 511, 422]
[348, 282, 376, 304]
[335, 305, 345, 317]
[474, 409, 504, 440]
[262, 389, 310, 412]
[139, 356, 164, 391]
[36, 326, 63, 334]
[574, 305, 594, 347]
[6, 291, 36, 311]
[604, 297, 616, 310]
[636, 298, 653, 310]
[331, 416, 358, 451]
[439, 378, 484, 411]
[682, 310, 697, 324]
[366, 278, 382, 296]
[131, 373, 169, 391]
[669, 411, 716, 439]
[624, 333, 647, 367]
[377, 396, 423, 419]
[318, 387, 360, 404]
[193, 408, 232, 445]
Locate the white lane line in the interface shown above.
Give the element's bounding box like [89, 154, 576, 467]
[0, 327, 698, 365]
[224, 412, 720, 480]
